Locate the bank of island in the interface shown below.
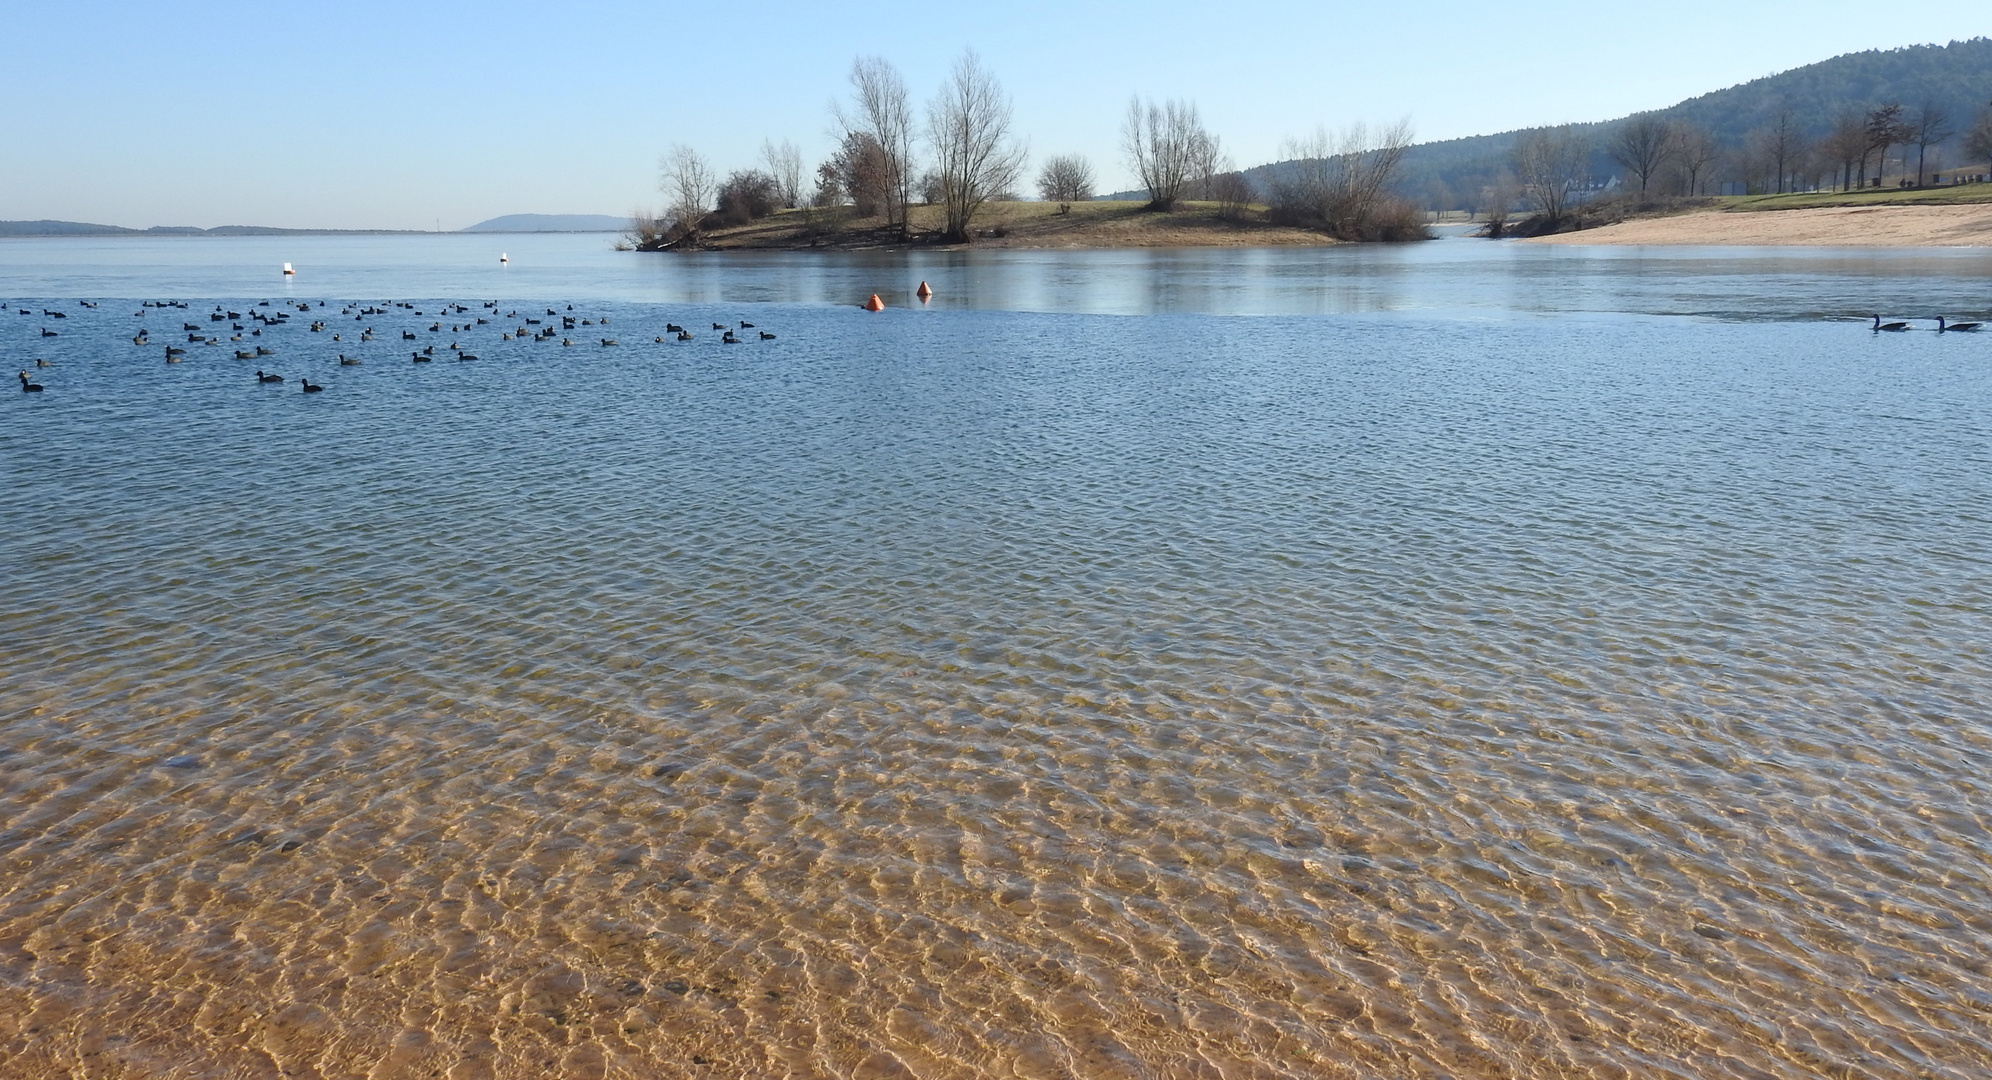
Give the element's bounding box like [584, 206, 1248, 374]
[635, 199, 1358, 251]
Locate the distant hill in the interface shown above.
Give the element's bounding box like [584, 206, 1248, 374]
[1375, 38, 1992, 207]
[461, 214, 631, 233]
[0, 220, 425, 237]
[1104, 39, 1992, 208]
[0, 219, 142, 236]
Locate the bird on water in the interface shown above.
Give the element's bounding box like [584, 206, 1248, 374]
[19, 371, 44, 392]
[1937, 316, 1982, 332]
[301, 378, 324, 393]
[256, 370, 284, 383]
[1873, 315, 1909, 332]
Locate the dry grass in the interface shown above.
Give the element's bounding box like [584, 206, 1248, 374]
[1722, 181, 1992, 213]
[672, 200, 1342, 251]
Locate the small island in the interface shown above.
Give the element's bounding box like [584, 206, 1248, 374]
[634, 198, 1354, 251]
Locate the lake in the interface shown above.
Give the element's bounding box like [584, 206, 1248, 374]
[2, 233, 1990, 1079]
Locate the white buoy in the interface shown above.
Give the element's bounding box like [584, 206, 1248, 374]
[500, 253, 509, 264]
[282, 262, 295, 276]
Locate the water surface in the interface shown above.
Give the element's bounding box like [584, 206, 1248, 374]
[2, 237, 1990, 1079]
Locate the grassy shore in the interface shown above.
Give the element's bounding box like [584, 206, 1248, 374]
[1720, 182, 1992, 212]
[653, 200, 1342, 251]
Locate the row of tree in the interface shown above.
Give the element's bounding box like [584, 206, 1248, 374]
[1680, 100, 1987, 197]
[646, 53, 1425, 247]
[650, 52, 1024, 246]
[1479, 99, 1992, 232]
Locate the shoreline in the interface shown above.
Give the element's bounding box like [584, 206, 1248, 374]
[649, 201, 1347, 252]
[1524, 203, 1992, 247]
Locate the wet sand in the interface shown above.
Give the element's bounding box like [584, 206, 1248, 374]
[1525, 203, 1992, 247]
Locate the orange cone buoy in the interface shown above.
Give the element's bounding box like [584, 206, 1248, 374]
[864, 294, 885, 312]
[916, 280, 933, 301]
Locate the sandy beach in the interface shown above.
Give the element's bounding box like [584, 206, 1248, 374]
[1525, 203, 1992, 247]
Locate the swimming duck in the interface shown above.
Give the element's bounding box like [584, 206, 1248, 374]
[19, 371, 43, 392]
[1937, 316, 1982, 332]
[301, 378, 324, 393]
[339, 354, 361, 365]
[256, 370, 284, 383]
[1873, 315, 1909, 332]
[759, 331, 776, 340]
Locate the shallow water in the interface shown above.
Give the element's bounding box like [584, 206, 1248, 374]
[2, 238, 1991, 1079]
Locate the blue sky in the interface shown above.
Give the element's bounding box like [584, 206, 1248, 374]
[3, 1, 1985, 229]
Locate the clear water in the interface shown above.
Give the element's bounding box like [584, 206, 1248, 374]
[2, 235, 1991, 1079]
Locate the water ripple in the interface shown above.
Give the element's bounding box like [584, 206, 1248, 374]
[1, 292, 1990, 1078]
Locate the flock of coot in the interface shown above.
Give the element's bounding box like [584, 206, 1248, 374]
[13, 298, 782, 394]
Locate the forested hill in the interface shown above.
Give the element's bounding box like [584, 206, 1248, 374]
[1243, 38, 1992, 208]
[1662, 38, 1992, 143]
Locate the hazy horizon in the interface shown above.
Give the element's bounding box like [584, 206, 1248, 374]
[4, 1, 1987, 231]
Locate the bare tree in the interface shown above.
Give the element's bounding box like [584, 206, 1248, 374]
[1969, 106, 1992, 171]
[1123, 97, 1208, 210]
[830, 131, 893, 218]
[716, 170, 779, 225]
[834, 56, 917, 237]
[1606, 115, 1675, 193]
[1512, 126, 1589, 225]
[1269, 119, 1415, 237]
[761, 139, 805, 209]
[801, 160, 843, 230]
[1208, 171, 1253, 220]
[1908, 102, 1953, 186]
[1190, 129, 1225, 200]
[1753, 104, 1807, 194]
[661, 144, 716, 244]
[1671, 123, 1720, 195]
[1481, 174, 1519, 237]
[624, 207, 666, 250]
[1036, 154, 1095, 212]
[1822, 112, 1867, 191]
[927, 50, 1028, 243]
[916, 169, 944, 206]
[1862, 103, 1906, 187]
